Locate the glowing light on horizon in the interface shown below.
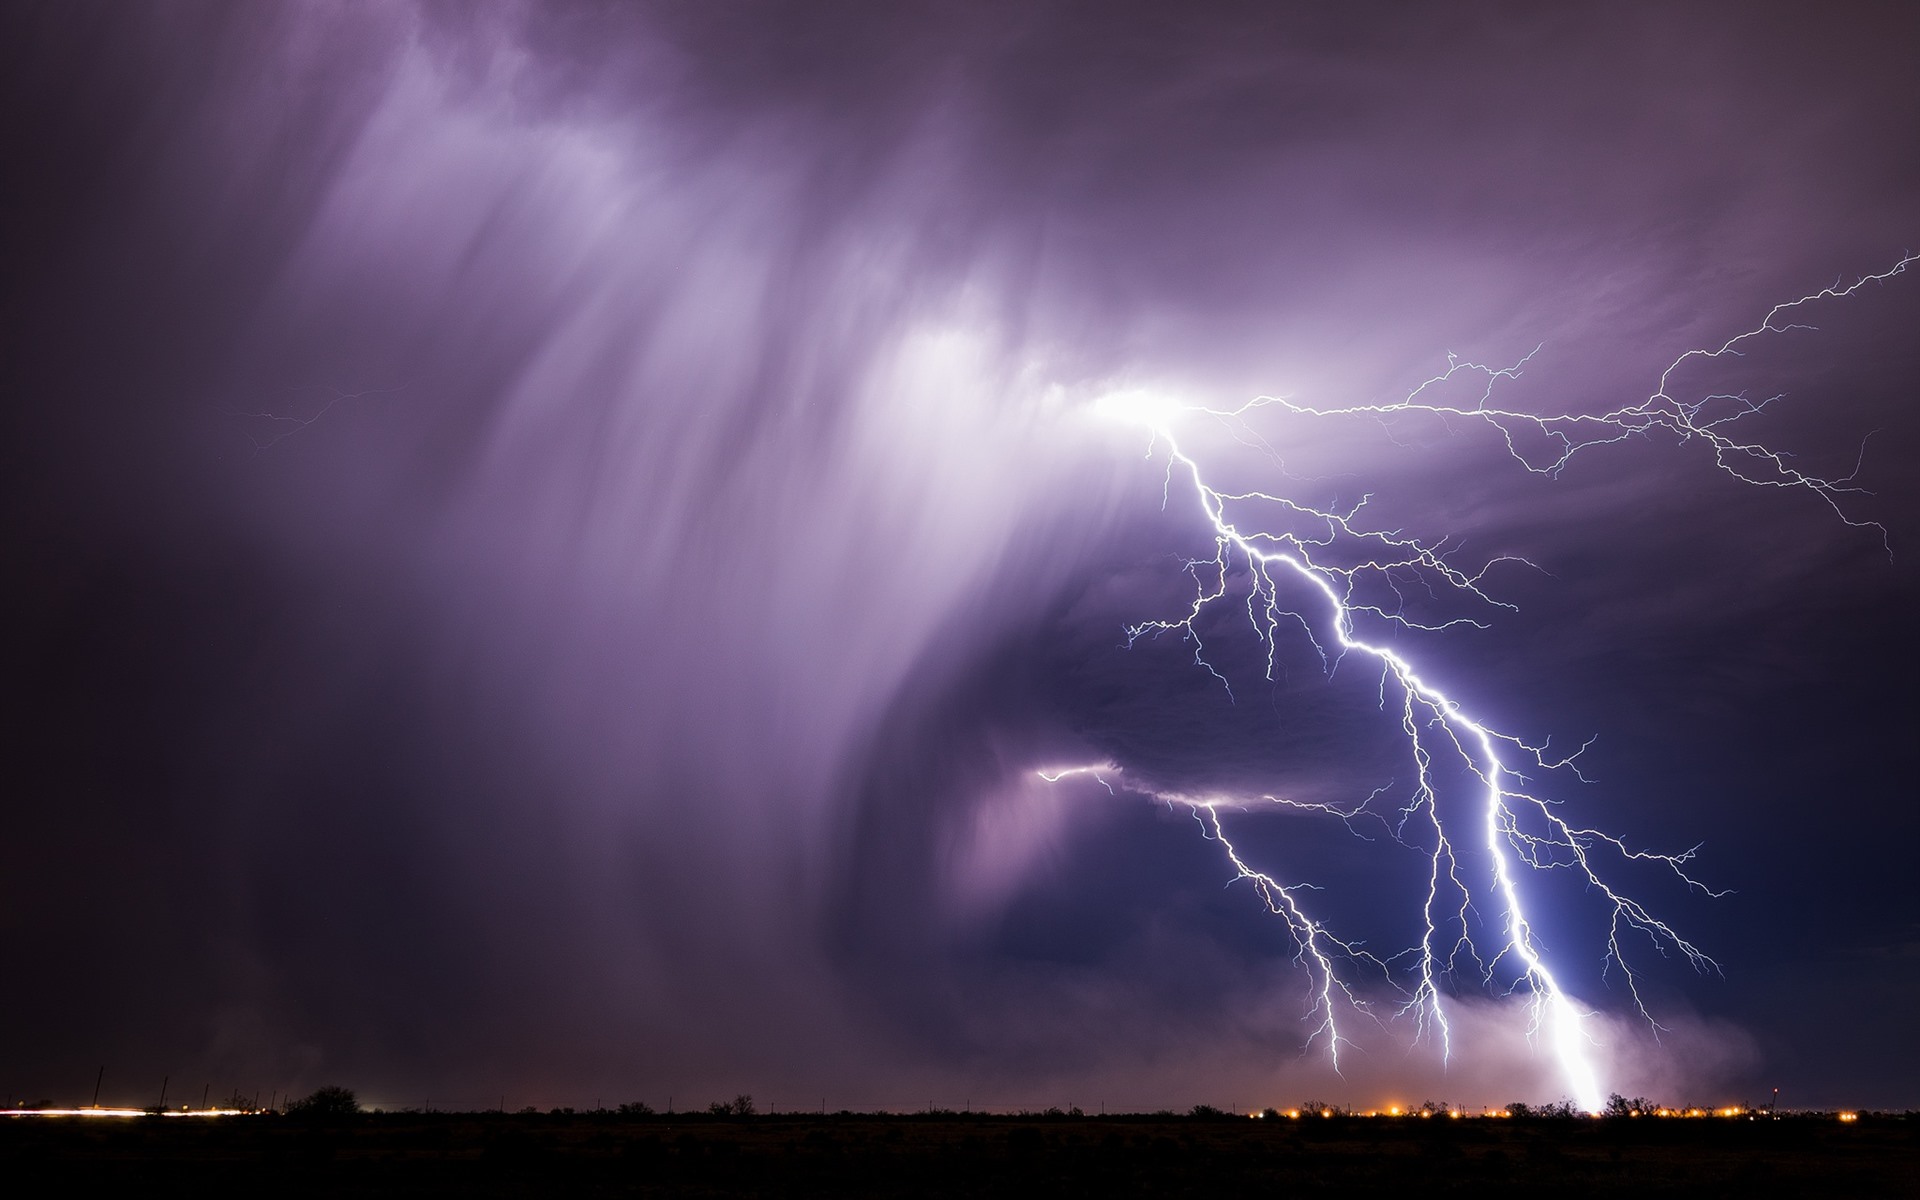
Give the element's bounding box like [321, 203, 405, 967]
[1043, 256, 1914, 1111]
[2, 1108, 255, 1118]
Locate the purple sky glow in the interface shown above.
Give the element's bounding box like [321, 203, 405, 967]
[4, 1, 1917, 1112]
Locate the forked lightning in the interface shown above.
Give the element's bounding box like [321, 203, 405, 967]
[1041, 255, 1913, 1110]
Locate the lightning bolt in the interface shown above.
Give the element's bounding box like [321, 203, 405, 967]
[1043, 256, 1912, 1111]
[227, 383, 405, 451]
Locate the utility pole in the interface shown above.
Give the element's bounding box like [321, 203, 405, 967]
[92, 1067, 104, 1109]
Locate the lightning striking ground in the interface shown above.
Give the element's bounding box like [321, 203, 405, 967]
[1044, 257, 1913, 1111]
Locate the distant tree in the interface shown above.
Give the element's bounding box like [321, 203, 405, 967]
[1603, 1093, 1655, 1118]
[617, 1101, 655, 1117]
[285, 1085, 360, 1119]
[708, 1094, 756, 1117]
[1188, 1104, 1229, 1120]
[1504, 1102, 1534, 1119]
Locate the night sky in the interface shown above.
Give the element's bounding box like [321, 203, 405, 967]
[4, 2, 1916, 1113]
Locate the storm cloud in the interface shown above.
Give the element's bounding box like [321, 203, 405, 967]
[4, 1, 1916, 1111]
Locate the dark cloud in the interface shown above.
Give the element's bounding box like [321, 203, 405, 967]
[2, 1, 1915, 1110]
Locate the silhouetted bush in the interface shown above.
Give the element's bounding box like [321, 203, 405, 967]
[1603, 1092, 1654, 1118]
[285, 1085, 360, 1120]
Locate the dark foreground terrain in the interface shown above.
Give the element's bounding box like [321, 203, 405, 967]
[6, 1110, 1916, 1197]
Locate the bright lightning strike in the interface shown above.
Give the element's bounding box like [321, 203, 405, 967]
[1046, 256, 1913, 1111]
[1035, 763, 1119, 793]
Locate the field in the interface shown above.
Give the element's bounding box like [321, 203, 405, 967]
[6, 1110, 1916, 1196]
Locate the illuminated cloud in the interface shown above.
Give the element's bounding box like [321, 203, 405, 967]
[2, 1, 1916, 1111]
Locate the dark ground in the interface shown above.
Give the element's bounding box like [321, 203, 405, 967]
[5, 1110, 1917, 1197]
